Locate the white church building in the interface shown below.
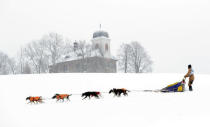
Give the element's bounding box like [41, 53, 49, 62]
[49, 29, 117, 73]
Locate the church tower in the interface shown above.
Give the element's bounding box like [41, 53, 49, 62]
[49, 26, 117, 73]
[91, 26, 111, 58]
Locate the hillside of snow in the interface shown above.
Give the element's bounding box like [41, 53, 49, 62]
[0, 73, 210, 127]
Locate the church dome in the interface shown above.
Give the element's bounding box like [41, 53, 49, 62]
[93, 30, 109, 38]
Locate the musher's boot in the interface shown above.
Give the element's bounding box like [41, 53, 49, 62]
[189, 86, 193, 91]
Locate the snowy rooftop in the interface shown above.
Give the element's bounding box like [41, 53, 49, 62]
[61, 49, 117, 62]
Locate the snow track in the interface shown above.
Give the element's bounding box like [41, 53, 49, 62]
[0, 73, 209, 127]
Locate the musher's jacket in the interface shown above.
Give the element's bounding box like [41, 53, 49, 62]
[185, 68, 194, 81]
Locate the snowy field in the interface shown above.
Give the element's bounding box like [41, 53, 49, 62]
[0, 73, 209, 127]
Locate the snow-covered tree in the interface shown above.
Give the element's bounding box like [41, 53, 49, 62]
[43, 32, 66, 65]
[24, 40, 49, 73]
[16, 47, 28, 74]
[129, 42, 153, 73]
[117, 41, 153, 73]
[22, 62, 31, 74]
[0, 51, 10, 75]
[7, 57, 17, 74]
[73, 40, 92, 58]
[117, 43, 132, 73]
[0, 51, 17, 75]
[18, 32, 72, 74]
[71, 40, 93, 72]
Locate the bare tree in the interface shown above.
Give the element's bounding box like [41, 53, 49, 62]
[16, 32, 72, 74]
[22, 62, 31, 74]
[117, 43, 132, 73]
[44, 32, 66, 65]
[16, 47, 28, 74]
[7, 57, 17, 74]
[24, 40, 49, 73]
[63, 38, 74, 55]
[73, 40, 92, 58]
[0, 51, 10, 75]
[17, 47, 24, 74]
[0, 51, 17, 75]
[117, 42, 153, 73]
[130, 42, 153, 73]
[73, 40, 93, 72]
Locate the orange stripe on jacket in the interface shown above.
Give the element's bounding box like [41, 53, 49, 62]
[29, 97, 41, 102]
[56, 94, 69, 99]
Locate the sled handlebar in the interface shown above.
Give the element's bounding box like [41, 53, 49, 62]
[181, 78, 186, 83]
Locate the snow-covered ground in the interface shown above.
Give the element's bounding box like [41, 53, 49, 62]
[0, 73, 209, 127]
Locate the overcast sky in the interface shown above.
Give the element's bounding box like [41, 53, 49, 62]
[0, 0, 210, 74]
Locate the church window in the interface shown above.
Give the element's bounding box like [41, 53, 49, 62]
[105, 44, 108, 51]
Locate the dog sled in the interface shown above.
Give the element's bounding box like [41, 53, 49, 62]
[160, 79, 186, 92]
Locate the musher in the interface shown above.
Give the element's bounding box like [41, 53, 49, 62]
[184, 64, 194, 91]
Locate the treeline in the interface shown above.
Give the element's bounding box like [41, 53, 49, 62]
[0, 32, 152, 75]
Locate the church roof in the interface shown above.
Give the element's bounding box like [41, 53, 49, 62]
[93, 30, 109, 38]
